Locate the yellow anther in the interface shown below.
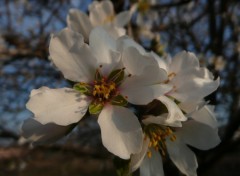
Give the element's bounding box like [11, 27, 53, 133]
[170, 135, 177, 141]
[148, 141, 152, 148]
[92, 79, 116, 102]
[144, 124, 176, 157]
[147, 151, 152, 158]
[153, 140, 158, 147]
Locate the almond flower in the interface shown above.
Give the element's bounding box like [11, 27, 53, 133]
[129, 105, 220, 176]
[151, 51, 220, 115]
[23, 27, 171, 159]
[67, 0, 132, 41]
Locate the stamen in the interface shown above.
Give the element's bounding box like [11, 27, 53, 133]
[147, 151, 152, 158]
[144, 124, 176, 157]
[92, 79, 116, 102]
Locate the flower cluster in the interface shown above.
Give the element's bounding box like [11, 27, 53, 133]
[22, 1, 221, 175]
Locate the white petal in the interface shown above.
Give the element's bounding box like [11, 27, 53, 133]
[116, 35, 146, 54]
[103, 25, 126, 38]
[49, 28, 97, 82]
[143, 114, 182, 127]
[98, 105, 143, 159]
[140, 149, 164, 176]
[114, 11, 131, 27]
[122, 47, 157, 76]
[177, 120, 220, 150]
[151, 51, 170, 72]
[21, 118, 74, 145]
[67, 9, 92, 40]
[170, 68, 220, 102]
[89, 0, 114, 26]
[30, 86, 50, 97]
[89, 27, 120, 75]
[121, 83, 172, 105]
[26, 88, 90, 126]
[120, 66, 171, 105]
[158, 96, 187, 122]
[191, 105, 218, 129]
[169, 51, 199, 74]
[166, 138, 198, 176]
[130, 138, 150, 172]
[179, 100, 206, 114]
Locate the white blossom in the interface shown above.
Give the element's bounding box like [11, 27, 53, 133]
[67, 0, 132, 41]
[24, 27, 172, 159]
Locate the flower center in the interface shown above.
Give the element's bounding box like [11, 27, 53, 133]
[73, 67, 127, 114]
[93, 78, 117, 102]
[144, 124, 176, 157]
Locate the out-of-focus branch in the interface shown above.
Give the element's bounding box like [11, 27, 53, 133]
[151, 0, 192, 9]
[0, 126, 19, 140]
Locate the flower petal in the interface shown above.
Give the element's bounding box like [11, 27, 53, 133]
[166, 138, 198, 176]
[140, 149, 164, 176]
[89, 0, 114, 26]
[170, 68, 220, 102]
[116, 35, 146, 54]
[177, 120, 220, 150]
[158, 96, 187, 122]
[89, 27, 120, 75]
[121, 83, 172, 105]
[122, 47, 157, 76]
[114, 11, 131, 27]
[67, 9, 93, 40]
[143, 114, 182, 127]
[191, 105, 218, 129]
[151, 51, 170, 72]
[120, 66, 172, 105]
[26, 88, 90, 126]
[30, 86, 50, 97]
[49, 28, 97, 82]
[169, 51, 199, 74]
[130, 138, 150, 172]
[103, 25, 126, 38]
[21, 118, 75, 145]
[98, 105, 143, 159]
[179, 100, 206, 114]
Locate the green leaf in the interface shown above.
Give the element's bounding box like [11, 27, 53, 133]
[111, 94, 128, 106]
[108, 68, 125, 85]
[89, 102, 104, 115]
[73, 83, 92, 96]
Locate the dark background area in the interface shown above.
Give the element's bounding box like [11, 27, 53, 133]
[0, 0, 239, 175]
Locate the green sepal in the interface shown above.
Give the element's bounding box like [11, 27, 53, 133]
[108, 68, 125, 85]
[111, 94, 128, 106]
[114, 157, 132, 176]
[73, 83, 92, 96]
[95, 69, 103, 82]
[89, 102, 104, 115]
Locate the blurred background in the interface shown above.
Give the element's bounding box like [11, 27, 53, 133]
[0, 0, 239, 175]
